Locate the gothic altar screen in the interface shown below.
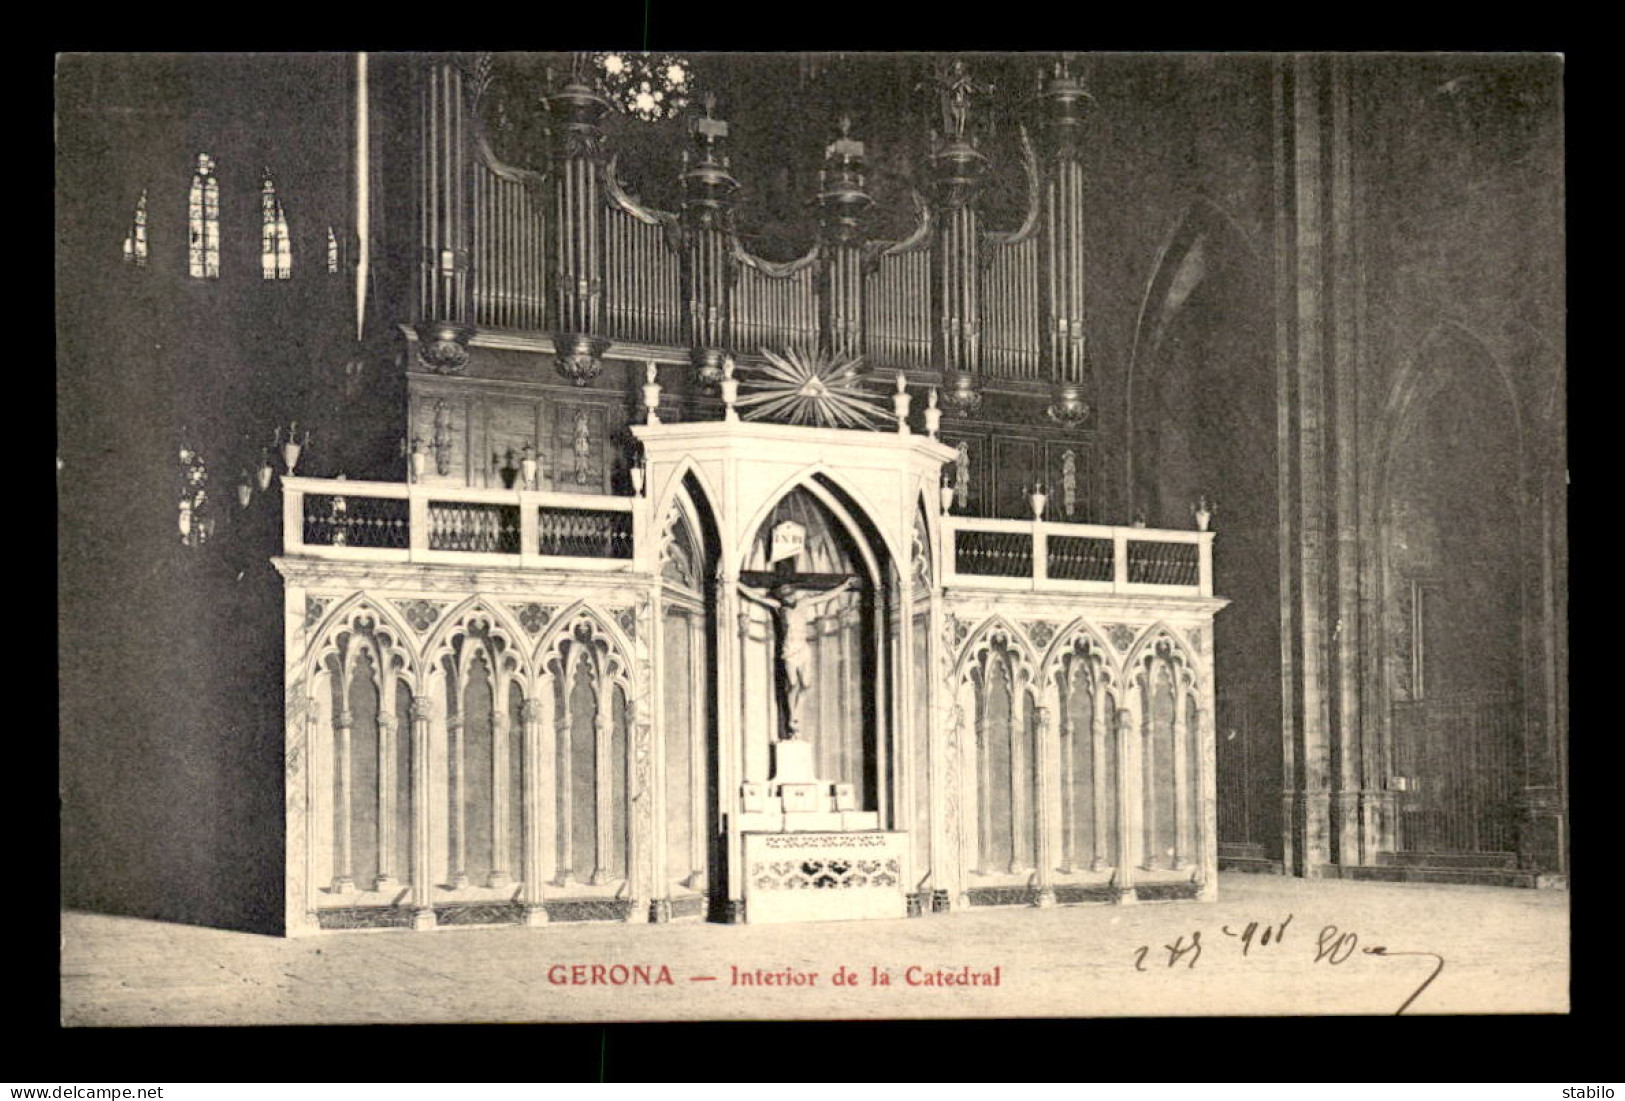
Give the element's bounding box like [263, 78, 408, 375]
[738, 486, 879, 810]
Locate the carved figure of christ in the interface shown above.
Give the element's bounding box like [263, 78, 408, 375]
[738, 574, 859, 740]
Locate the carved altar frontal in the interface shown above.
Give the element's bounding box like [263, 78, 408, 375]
[743, 832, 908, 924]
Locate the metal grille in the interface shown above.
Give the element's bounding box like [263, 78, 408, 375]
[1126, 540, 1200, 585]
[302, 494, 410, 549]
[1046, 535, 1114, 581]
[1392, 691, 1520, 855]
[537, 507, 633, 559]
[954, 530, 1033, 577]
[427, 501, 521, 554]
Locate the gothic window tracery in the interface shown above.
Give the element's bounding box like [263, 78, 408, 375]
[594, 52, 691, 122]
[121, 189, 148, 268]
[188, 153, 220, 279]
[261, 169, 292, 280]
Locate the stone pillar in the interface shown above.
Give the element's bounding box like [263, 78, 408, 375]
[684, 612, 708, 889]
[1116, 706, 1139, 902]
[331, 708, 354, 893]
[520, 696, 549, 925]
[1172, 684, 1191, 870]
[1008, 676, 1029, 875]
[555, 670, 574, 886]
[446, 713, 468, 889]
[897, 582, 917, 885]
[409, 696, 437, 929]
[303, 706, 322, 921]
[488, 710, 511, 888]
[1090, 682, 1110, 872]
[975, 685, 994, 875]
[1058, 689, 1075, 874]
[1141, 679, 1159, 872]
[1033, 705, 1056, 907]
[375, 711, 398, 890]
[716, 565, 744, 915]
[647, 593, 668, 920]
[592, 678, 614, 886]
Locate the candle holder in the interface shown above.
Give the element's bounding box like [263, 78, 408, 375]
[938, 369, 982, 417]
[256, 448, 275, 492]
[1192, 495, 1215, 532]
[409, 437, 427, 483]
[276, 423, 310, 475]
[642, 361, 663, 425]
[924, 388, 942, 438]
[720, 355, 740, 421]
[892, 372, 912, 432]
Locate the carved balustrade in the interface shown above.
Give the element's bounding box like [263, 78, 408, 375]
[283, 476, 640, 571]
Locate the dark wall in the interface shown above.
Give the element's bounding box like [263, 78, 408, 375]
[58, 54, 361, 932]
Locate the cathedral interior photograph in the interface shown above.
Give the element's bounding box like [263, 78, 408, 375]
[56, 50, 1568, 1024]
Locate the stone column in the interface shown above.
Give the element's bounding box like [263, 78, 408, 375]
[1008, 676, 1029, 875]
[684, 611, 708, 889]
[520, 696, 549, 925]
[896, 582, 917, 887]
[1090, 681, 1110, 872]
[488, 708, 511, 888]
[303, 707, 323, 921]
[647, 592, 669, 921]
[1172, 683, 1191, 870]
[446, 713, 468, 889]
[555, 668, 574, 886]
[409, 696, 436, 929]
[375, 711, 398, 890]
[1141, 677, 1159, 872]
[1058, 676, 1075, 874]
[331, 708, 355, 892]
[975, 684, 993, 875]
[591, 677, 614, 886]
[1033, 705, 1056, 907]
[1116, 706, 1139, 902]
[716, 565, 744, 916]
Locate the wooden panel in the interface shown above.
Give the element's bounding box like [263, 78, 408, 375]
[1047, 439, 1097, 523]
[991, 436, 1040, 519]
[938, 432, 989, 517]
[485, 399, 544, 489]
[408, 393, 470, 488]
[552, 403, 609, 494]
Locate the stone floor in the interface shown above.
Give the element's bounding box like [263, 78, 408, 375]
[60, 873, 1568, 1025]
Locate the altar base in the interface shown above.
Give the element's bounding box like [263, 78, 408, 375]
[742, 831, 908, 924]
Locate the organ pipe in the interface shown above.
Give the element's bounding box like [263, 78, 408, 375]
[1038, 58, 1097, 423]
[544, 56, 613, 384]
[680, 95, 740, 384]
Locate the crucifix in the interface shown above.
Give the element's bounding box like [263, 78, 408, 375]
[738, 553, 862, 742]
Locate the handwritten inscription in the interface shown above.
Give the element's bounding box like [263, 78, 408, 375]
[1133, 915, 1445, 1016]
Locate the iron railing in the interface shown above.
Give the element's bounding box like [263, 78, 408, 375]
[1392, 691, 1521, 855]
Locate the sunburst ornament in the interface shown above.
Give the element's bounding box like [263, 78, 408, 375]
[734, 346, 893, 430]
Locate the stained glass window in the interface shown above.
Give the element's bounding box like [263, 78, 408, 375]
[261, 169, 292, 280]
[178, 437, 212, 547]
[593, 52, 690, 121]
[121, 189, 148, 267]
[327, 226, 339, 274]
[188, 153, 220, 279]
